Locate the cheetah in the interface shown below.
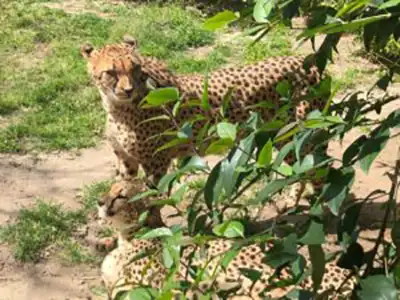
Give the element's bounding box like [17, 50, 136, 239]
[81, 35, 328, 206]
[98, 180, 357, 300]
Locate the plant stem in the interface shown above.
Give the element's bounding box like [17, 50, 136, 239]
[364, 146, 400, 276]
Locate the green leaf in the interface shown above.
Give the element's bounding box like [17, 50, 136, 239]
[220, 248, 240, 270]
[178, 122, 193, 139]
[359, 125, 390, 173]
[239, 268, 262, 282]
[203, 10, 238, 31]
[385, 109, 400, 128]
[298, 13, 392, 38]
[247, 101, 276, 110]
[257, 139, 273, 167]
[130, 189, 159, 203]
[205, 138, 234, 155]
[304, 119, 332, 129]
[264, 233, 298, 268]
[379, 0, 400, 10]
[213, 220, 244, 238]
[202, 74, 210, 111]
[299, 220, 325, 245]
[172, 98, 182, 117]
[285, 289, 313, 299]
[376, 73, 392, 91]
[142, 87, 179, 106]
[292, 255, 306, 278]
[293, 154, 315, 174]
[276, 80, 291, 98]
[258, 120, 285, 132]
[222, 133, 255, 198]
[294, 131, 312, 162]
[276, 164, 293, 176]
[358, 275, 397, 300]
[217, 122, 237, 141]
[253, 0, 275, 23]
[139, 227, 173, 240]
[337, 202, 362, 245]
[137, 115, 170, 126]
[180, 155, 208, 173]
[308, 245, 325, 293]
[391, 224, 400, 250]
[171, 183, 188, 203]
[220, 88, 234, 117]
[335, 0, 370, 18]
[204, 161, 223, 209]
[122, 288, 160, 300]
[273, 141, 294, 168]
[323, 166, 355, 216]
[342, 135, 367, 166]
[252, 176, 300, 204]
[157, 172, 178, 193]
[154, 137, 190, 155]
[138, 211, 149, 225]
[162, 246, 174, 269]
[274, 122, 299, 143]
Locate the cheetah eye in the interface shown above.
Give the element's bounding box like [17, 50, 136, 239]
[104, 70, 116, 77]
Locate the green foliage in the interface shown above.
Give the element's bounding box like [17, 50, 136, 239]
[0, 200, 86, 262]
[0, 179, 111, 263]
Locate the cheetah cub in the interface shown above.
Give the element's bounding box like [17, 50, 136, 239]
[98, 181, 356, 300]
[81, 35, 327, 207]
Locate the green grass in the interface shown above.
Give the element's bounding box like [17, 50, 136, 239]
[333, 67, 380, 91]
[0, 1, 217, 153]
[80, 179, 113, 211]
[0, 0, 294, 153]
[0, 200, 86, 262]
[0, 179, 113, 263]
[59, 239, 100, 264]
[243, 25, 293, 64]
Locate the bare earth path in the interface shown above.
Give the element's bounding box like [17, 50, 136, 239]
[0, 144, 114, 300]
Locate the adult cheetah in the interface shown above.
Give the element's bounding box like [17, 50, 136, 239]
[81, 35, 327, 203]
[98, 180, 357, 300]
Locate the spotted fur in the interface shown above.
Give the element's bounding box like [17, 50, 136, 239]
[98, 180, 356, 300]
[82, 36, 327, 206]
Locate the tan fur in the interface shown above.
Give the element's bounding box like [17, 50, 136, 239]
[81, 37, 326, 194]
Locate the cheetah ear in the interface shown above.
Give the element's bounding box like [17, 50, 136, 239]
[122, 34, 139, 48]
[81, 43, 94, 59]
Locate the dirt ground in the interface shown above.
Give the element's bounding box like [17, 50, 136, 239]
[0, 5, 399, 300]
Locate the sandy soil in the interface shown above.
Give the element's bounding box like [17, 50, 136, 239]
[0, 5, 399, 300]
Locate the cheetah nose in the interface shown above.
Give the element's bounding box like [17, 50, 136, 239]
[124, 87, 134, 97]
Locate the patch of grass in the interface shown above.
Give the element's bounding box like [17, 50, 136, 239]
[0, 179, 113, 263]
[109, 4, 214, 59]
[243, 25, 292, 64]
[0, 2, 216, 153]
[0, 200, 86, 262]
[98, 227, 115, 238]
[333, 67, 379, 91]
[168, 45, 231, 73]
[80, 180, 113, 211]
[60, 239, 100, 264]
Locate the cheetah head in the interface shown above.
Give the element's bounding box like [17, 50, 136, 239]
[81, 35, 140, 104]
[97, 179, 165, 232]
